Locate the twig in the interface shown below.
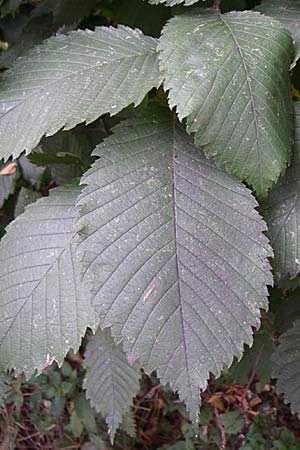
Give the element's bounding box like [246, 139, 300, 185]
[246, 343, 265, 391]
[59, 445, 81, 450]
[17, 430, 43, 442]
[234, 344, 265, 449]
[214, 405, 226, 450]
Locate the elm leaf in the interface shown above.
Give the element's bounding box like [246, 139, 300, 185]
[0, 185, 95, 376]
[77, 108, 273, 422]
[261, 103, 300, 282]
[272, 320, 300, 415]
[84, 327, 140, 443]
[158, 10, 293, 195]
[0, 25, 161, 160]
[255, 0, 300, 68]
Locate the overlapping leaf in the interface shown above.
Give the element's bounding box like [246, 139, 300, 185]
[261, 103, 300, 283]
[0, 185, 95, 376]
[158, 10, 293, 195]
[84, 327, 140, 442]
[272, 320, 300, 415]
[0, 25, 161, 161]
[77, 108, 273, 422]
[255, 0, 300, 68]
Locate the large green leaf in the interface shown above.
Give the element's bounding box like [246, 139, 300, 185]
[0, 25, 161, 161]
[84, 327, 140, 442]
[255, 0, 300, 68]
[158, 10, 293, 195]
[272, 320, 300, 415]
[261, 103, 300, 283]
[0, 185, 95, 376]
[77, 108, 273, 422]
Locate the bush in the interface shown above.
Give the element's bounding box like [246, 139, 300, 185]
[0, 0, 300, 446]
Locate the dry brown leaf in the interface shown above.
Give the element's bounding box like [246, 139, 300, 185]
[0, 162, 17, 175]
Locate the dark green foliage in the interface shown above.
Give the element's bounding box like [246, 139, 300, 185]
[0, 0, 300, 446]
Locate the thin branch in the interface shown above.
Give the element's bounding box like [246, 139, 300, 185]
[246, 343, 265, 390]
[214, 405, 226, 450]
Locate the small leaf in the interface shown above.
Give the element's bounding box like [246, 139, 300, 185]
[0, 25, 161, 160]
[219, 410, 244, 435]
[272, 320, 300, 415]
[0, 162, 17, 175]
[84, 327, 140, 443]
[28, 151, 82, 167]
[120, 410, 136, 438]
[73, 392, 97, 434]
[158, 10, 293, 195]
[255, 0, 300, 68]
[0, 185, 95, 376]
[77, 108, 273, 423]
[70, 407, 84, 437]
[261, 103, 300, 282]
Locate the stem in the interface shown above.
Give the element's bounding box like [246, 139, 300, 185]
[214, 405, 226, 450]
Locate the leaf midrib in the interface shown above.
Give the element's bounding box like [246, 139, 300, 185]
[171, 122, 194, 411]
[219, 14, 263, 191]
